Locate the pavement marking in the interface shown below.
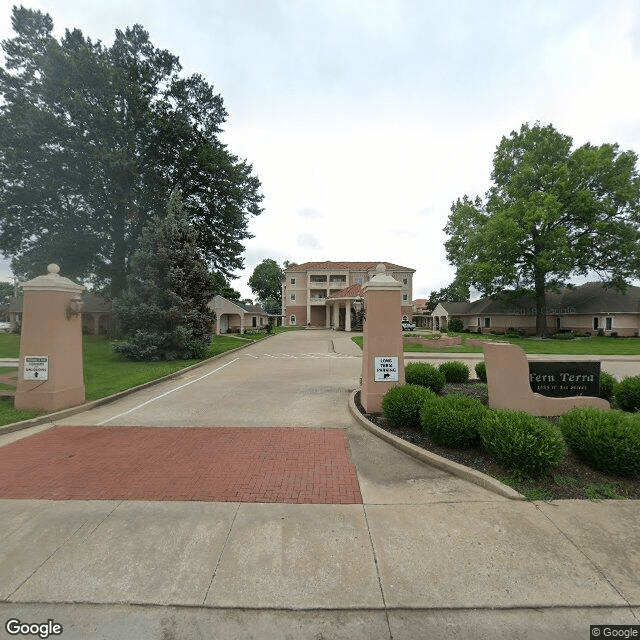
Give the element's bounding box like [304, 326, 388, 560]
[97, 358, 239, 425]
[247, 353, 359, 359]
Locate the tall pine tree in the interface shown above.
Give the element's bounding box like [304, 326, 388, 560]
[113, 190, 214, 360]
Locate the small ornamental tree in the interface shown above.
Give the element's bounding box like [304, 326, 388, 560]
[113, 190, 214, 360]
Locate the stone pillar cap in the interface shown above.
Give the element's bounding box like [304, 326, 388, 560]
[21, 264, 85, 293]
[362, 263, 402, 291]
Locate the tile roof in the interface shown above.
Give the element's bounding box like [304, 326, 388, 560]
[328, 284, 364, 299]
[286, 261, 415, 273]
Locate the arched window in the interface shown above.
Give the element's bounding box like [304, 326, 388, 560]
[290, 315, 297, 325]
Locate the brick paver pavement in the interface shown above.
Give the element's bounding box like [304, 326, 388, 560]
[0, 426, 362, 504]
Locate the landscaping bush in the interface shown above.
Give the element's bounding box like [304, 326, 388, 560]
[475, 361, 487, 382]
[382, 384, 437, 429]
[478, 410, 565, 479]
[615, 375, 640, 412]
[559, 408, 640, 478]
[404, 362, 446, 393]
[599, 372, 617, 402]
[551, 331, 576, 340]
[438, 361, 470, 383]
[447, 318, 464, 332]
[421, 394, 487, 448]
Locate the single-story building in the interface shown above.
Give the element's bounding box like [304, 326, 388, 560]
[208, 295, 271, 334]
[9, 292, 113, 335]
[430, 283, 640, 337]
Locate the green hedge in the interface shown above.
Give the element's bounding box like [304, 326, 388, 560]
[478, 410, 565, 479]
[615, 376, 640, 412]
[438, 361, 470, 383]
[559, 408, 640, 478]
[599, 372, 616, 402]
[475, 361, 487, 382]
[404, 362, 446, 393]
[382, 384, 436, 429]
[421, 394, 487, 448]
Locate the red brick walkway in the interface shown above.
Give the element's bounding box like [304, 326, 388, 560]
[0, 426, 362, 504]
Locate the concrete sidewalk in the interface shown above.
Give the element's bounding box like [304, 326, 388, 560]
[0, 330, 637, 639]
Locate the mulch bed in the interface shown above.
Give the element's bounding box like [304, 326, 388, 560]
[355, 385, 640, 500]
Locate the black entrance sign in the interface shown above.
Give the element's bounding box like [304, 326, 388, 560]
[528, 361, 600, 398]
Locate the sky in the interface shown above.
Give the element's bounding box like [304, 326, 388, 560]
[1, 0, 640, 300]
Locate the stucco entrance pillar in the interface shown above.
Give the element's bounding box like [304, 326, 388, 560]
[14, 264, 86, 411]
[360, 263, 405, 413]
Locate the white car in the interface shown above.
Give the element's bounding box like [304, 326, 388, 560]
[0, 322, 12, 332]
[401, 321, 416, 331]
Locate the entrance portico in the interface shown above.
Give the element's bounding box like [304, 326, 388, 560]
[326, 284, 363, 331]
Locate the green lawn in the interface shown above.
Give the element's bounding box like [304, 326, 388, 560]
[352, 334, 640, 355]
[0, 332, 268, 426]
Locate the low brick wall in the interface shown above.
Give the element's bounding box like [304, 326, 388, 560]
[404, 335, 462, 348]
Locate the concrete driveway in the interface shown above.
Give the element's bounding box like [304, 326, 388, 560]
[0, 330, 638, 639]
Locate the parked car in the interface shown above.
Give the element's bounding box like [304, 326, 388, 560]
[0, 322, 11, 332]
[401, 321, 416, 331]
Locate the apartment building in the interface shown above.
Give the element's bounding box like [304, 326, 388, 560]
[282, 261, 415, 329]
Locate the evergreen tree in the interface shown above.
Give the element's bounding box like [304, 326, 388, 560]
[113, 191, 214, 360]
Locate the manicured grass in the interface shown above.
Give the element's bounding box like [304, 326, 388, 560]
[352, 334, 640, 355]
[0, 332, 267, 426]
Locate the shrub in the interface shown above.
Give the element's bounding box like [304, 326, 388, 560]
[421, 394, 487, 448]
[599, 372, 616, 402]
[475, 361, 487, 382]
[615, 376, 640, 412]
[404, 362, 446, 393]
[447, 318, 463, 332]
[438, 361, 470, 383]
[551, 332, 575, 340]
[559, 408, 640, 478]
[478, 410, 565, 479]
[382, 384, 437, 429]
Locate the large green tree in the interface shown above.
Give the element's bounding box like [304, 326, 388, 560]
[248, 259, 284, 314]
[113, 190, 213, 361]
[445, 122, 640, 335]
[0, 6, 262, 298]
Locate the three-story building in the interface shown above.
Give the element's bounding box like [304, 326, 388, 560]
[282, 261, 415, 329]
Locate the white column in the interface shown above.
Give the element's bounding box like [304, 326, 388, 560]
[345, 300, 352, 332]
[332, 302, 339, 329]
[325, 305, 331, 328]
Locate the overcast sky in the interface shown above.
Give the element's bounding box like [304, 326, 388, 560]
[2, 0, 640, 300]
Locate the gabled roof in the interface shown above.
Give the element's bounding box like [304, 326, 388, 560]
[435, 283, 640, 316]
[286, 261, 415, 273]
[328, 284, 364, 299]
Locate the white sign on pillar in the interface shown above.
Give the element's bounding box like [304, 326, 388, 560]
[374, 356, 399, 381]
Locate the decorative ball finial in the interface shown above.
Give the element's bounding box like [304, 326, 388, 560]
[47, 264, 60, 275]
[376, 263, 386, 274]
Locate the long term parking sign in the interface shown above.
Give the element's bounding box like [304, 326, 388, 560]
[374, 356, 399, 382]
[24, 356, 49, 380]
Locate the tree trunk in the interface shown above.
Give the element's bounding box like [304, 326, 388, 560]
[534, 270, 547, 337]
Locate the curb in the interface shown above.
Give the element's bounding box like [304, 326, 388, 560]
[0, 336, 268, 437]
[347, 390, 525, 501]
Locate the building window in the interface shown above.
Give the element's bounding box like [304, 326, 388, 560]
[593, 317, 599, 330]
[290, 277, 296, 285]
[477, 317, 481, 327]
[484, 317, 491, 328]
[355, 277, 363, 285]
[556, 317, 561, 330]
[290, 293, 296, 301]
[290, 315, 296, 325]
[402, 294, 408, 302]
[606, 317, 613, 331]
[403, 278, 408, 285]
[402, 315, 409, 322]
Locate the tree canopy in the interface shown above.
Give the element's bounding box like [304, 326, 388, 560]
[113, 190, 213, 361]
[248, 259, 284, 314]
[0, 6, 263, 298]
[444, 122, 640, 335]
